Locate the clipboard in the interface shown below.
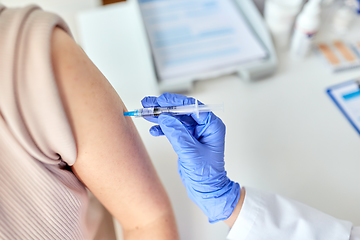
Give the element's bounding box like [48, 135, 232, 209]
[138, 0, 277, 92]
[327, 80, 360, 134]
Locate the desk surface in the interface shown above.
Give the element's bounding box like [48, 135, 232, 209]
[78, 1, 360, 239]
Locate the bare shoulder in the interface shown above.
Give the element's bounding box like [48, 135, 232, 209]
[50, 27, 178, 238]
[51, 27, 128, 149]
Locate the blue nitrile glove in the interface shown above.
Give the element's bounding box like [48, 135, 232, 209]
[141, 93, 241, 223]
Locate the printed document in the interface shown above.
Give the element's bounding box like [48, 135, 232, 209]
[329, 81, 360, 133]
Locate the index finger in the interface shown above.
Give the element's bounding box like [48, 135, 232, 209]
[141, 96, 160, 123]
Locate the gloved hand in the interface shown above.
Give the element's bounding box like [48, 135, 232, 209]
[141, 93, 240, 223]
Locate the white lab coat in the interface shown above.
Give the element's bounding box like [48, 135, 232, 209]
[227, 187, 360, 240]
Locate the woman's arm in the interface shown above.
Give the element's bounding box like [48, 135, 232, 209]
[51, 28, 179, 240]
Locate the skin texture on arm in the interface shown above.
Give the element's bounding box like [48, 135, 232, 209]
[51, 28, 179, 240]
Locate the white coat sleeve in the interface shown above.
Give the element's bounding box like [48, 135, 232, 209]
[227, 187, 359, 240]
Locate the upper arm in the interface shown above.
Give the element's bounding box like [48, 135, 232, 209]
[50, 28, 176, 236]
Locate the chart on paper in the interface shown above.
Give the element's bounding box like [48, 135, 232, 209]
[139, 0, 268, 81]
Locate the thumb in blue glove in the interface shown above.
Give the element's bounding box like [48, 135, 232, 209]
[142, 93, 240, 223]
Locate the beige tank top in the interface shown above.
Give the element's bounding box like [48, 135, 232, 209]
[0, 4, 114, 239]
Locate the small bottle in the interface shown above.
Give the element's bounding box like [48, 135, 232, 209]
[290, 0, 322, 58]
[264, 0, 304, 50]
[333, 6, 355, 34]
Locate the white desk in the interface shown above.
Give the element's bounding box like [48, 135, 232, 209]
[78, 1, 360, 239]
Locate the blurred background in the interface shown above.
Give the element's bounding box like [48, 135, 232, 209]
[1, 0, 360, 239]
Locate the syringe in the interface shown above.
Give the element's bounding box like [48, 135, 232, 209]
[123, 102, 223, 118]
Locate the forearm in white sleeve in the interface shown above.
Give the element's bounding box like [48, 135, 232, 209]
[227, 187, 357, 240]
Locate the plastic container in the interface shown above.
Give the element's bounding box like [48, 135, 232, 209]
[344, 0, 360, 14]
[290, 0, 322, 58]
[333, 6, 355, 34]
[264, 0, 304, 50]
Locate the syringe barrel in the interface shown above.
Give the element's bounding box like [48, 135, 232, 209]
[134, 104, 223, 117]
[138, 107, 175, 117]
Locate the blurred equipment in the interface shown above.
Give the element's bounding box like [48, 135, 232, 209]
[332, 6, 355, 34]
[264, 0, 304, 50]
[290, 0, 322, 58]
[138, 0, 277, 92]
[322, 0, 336, 6]
[344, 0, 360, 14]
[353, 41, 360, 57]
[316, 41, 360, 72]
